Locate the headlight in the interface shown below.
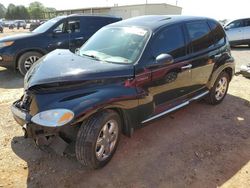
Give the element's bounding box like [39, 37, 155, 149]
[0, 41, 14, 48]
[31, 109, 74, 127]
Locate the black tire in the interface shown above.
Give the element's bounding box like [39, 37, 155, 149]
[18, 51, 42, 76]
[205, 71, 230, 105]
[76, 110, 121, 169]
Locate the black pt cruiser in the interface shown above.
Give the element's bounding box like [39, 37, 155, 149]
[11, 15, 235, 169]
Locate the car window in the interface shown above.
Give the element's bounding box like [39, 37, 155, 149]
[83, 18, 109, 35]
[54, 22, 66, 33]
[32, 17, 63, 33]
[68, 19, 80, 33]
[152, 25, 186, 59]
[226, 20, 244, 29]
[186, 21, 214, 53]
[53, 19, 80, 34]
[244, 19, 250, 27]
[79, 27, 150, 64]
[208, 20, 225, 46]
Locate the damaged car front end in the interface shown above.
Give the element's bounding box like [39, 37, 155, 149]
[12, 94, 77, 154]
[11, 48, 137, 156]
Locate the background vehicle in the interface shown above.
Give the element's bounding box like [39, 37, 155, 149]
[0, 14, 121, 75]
[11, 15, 235, 169]
[14, 20, 27, 29]
[0, 23, 3, 33]
[29, 20, 47, 31]
[224, 18, 250, 47]
[2, 20, 13, 27]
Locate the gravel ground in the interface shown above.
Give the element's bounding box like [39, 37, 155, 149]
[0, 29, 250, 188]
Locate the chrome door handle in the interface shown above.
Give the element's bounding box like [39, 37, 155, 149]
[181, 64, 192, 70]
[75, 37, 84, 40]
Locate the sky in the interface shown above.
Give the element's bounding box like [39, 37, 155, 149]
[1, 0, 250, 20]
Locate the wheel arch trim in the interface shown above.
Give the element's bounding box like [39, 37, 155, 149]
[15, 48, 47, 69]
[207, 63, 235, 89]
[74, 105, 135, 137]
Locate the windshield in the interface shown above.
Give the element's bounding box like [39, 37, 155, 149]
[78, 27, 150, 64]
[32, 17, 63, 33]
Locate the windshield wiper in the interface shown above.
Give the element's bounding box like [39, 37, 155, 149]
[81, 53, 100, 60]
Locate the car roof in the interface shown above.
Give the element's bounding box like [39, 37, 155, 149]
[225, 17, 250, 25]
[107, 15, 212, 31]
[66, 14, 121, 19]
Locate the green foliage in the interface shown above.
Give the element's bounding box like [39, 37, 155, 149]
[0, 3, 6, 18]
[28, 1, 45, 19]
[5, 4, 16, 19]
[5, 4, 30, 19]
[4, 1, 56, 20]
[44, 7, 57, 19]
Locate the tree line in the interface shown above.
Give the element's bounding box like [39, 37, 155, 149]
[0, 1, 56, 20]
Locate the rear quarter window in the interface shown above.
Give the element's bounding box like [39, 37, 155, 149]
[208, 20, 225, 47]
[83, 18, 117, 35]
[186, 21, 214, 53]
[244, 19, 250, 27]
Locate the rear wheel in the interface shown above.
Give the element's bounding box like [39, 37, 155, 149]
[75, 110, 121, 169]
[18, 51, 42, 76]
[206, 71, 230, 105]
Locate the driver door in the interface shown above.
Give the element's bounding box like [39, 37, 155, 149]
[137, 25, 193, 122]
[47, 19, 70, 51]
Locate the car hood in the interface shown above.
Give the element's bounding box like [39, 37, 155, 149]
[25, 49, 134, 89]
[0, 32, 39, 42]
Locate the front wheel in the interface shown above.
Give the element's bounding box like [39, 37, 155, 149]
[206, 71, 230, 105]
[18, 51, 42, 76]
[76, 110, 121, 169]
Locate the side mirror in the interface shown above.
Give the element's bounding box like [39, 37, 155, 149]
[156, 53, 174, 65]
[75, 48, 80, 54]
[224, 26, 229, 31]
[53, 29, 62, 34]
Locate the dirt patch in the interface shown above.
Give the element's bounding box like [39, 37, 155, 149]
[0, 30, 250, 188]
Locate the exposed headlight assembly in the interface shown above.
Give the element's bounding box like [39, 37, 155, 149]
[31, 109, 74, 127]
[0, 41, 14, 48]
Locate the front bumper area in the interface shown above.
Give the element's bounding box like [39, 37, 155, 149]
[11, 101, 77, 154]
[11, 101, 32, 126]
[24, 123, 70, 154]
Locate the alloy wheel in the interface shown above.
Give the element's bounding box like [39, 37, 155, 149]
[24, 56, 40, 71]
[215, 76, 228, 101]
[95, 119, 119, 161]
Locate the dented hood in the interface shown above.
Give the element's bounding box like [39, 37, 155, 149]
[24, 49, 134, 89]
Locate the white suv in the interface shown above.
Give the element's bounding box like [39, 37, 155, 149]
[224, 18, 250, 47]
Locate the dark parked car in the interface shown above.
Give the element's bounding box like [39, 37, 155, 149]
[0, 14, 121, 75]
[0, 23, 3, 33]
[11, 15, 235, 169]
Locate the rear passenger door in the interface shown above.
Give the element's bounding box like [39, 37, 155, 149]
[82, 18, 109, 40]
[185, 21, 217, 91]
